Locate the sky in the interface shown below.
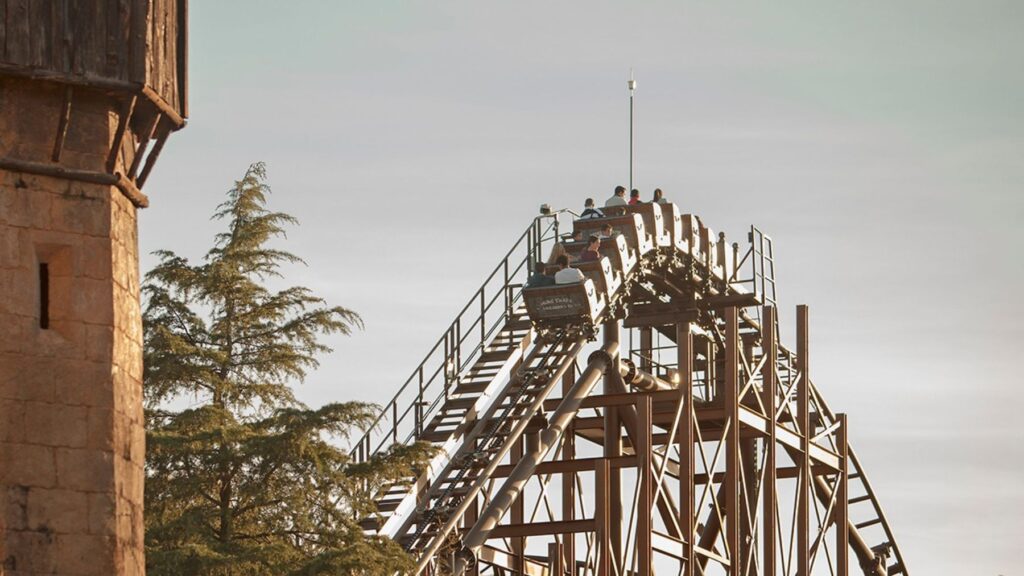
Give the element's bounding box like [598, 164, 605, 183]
[141, 2, 1023, 573]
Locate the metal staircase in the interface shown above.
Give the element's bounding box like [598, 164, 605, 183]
[403, 332, 588, 570]
[352, 214, 562, 536]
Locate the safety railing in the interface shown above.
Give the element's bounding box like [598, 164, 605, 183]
[350, 213, 564, 463]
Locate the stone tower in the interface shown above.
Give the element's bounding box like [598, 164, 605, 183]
[0, 1, 187, 573]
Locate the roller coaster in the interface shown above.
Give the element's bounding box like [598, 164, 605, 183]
[352, 202, 907, 576]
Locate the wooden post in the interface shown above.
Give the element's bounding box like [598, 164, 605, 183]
[637, 393, 653, 576]
[761, 306, 778, 576]
[724, 307, 741, 574]
[797, 305, 810, 576]
[836, 413, 849, 576]
[677, 321, 696, 576]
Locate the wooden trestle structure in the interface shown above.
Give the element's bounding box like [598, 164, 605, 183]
[354, 202, 907, 576]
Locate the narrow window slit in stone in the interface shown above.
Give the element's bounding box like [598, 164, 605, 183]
[39, 262, 50, 329]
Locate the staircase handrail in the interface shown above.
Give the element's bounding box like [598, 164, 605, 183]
[350, 213, 562, 462]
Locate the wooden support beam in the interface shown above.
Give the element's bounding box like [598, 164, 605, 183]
[136, 120, 172, 188]
[836, 413, 849, 576]
[0, 157, 149, 208]
[51, 86, 73, 162]
[127, 112, 161, 180]
[107, 95, 137, 172]
[797, 304, 811, 576]
[762, 305, 778, 576]
[725, 306, 742, 574]
[636, 394, 653, 576]
[677, 321, 697, 576]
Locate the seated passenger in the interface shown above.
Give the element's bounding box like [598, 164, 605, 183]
[579, 235, 601, 262]
[526, 261, 556, 287]
[605, 185, 627, 207]
[600, 223, 614, 238]
[652, 188, 668, 204]
[546, 241, 568, 266]
[628, 188, 641, 205]
[580, 198, 605, 220]
[553, 254, 585, 284]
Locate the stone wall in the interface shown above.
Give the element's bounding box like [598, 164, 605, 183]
[0, 80, 145, 575]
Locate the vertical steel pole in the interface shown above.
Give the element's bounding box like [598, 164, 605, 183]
[562, 368, 577, 572]
[677, 321, 696, 576]
[797, 305, 811, 576]
[740, 436, 757, 575]
[603, 320, 622, 565]
[596, 459, 611, 576]
[549, 541, 564, 576]
[725, 307, 741, 574]
[465, 497, 480, 576]
[511, 435, 525, 574]
[762, 306, 778, 576]
[837, 413, 849, 576]
[628, 71, 636, 191]
[637, 393, 653, 576]
[639, 327, 653, 373]
[629, 89, 634, 191]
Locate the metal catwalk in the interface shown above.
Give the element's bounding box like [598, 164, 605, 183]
[352, 203, 906, 576]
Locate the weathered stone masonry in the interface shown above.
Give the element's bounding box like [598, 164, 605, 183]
[1, 81, 147, 575]
[0, 1, 187, 573]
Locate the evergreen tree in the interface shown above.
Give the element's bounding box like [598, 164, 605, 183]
[143, 163, 431, 575]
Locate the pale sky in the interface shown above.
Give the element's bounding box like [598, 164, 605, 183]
[141, 2, 1023, 573]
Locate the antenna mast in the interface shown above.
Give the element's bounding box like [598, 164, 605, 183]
[628, 69, 637, 191]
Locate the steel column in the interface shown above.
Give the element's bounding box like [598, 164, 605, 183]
[837, 413, 849, 576]
[639, 326, 653, 373]
[725, 307, 741, 574]
[761, 306, 778, 576]
[797, 305, 811, 576]
[511, 434, 525, 575]
[549, 541, 564, 576]
[677, 321, 697, 576]
[603, 319, 623, 566]
[636, 393, 653, 576]
[562, 367, 576, 573]
[596, 459, 611, 576]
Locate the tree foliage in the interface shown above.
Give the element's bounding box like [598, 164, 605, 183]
[143, 163, 431, 575]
